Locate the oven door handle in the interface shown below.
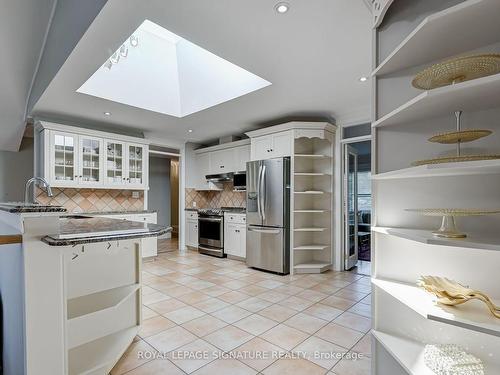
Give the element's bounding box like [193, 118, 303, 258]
[198, 218, 222, 223]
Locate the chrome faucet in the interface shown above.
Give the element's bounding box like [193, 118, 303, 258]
[24, 177, 53, 204]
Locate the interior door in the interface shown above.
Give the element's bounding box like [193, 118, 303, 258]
[344, 144, 359, 270]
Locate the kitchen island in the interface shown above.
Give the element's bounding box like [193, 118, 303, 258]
[0, 206, 170, 375]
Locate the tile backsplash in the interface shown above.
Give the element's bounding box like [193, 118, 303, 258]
[36, 187, 144, 213]
[185, 182, 245, 209]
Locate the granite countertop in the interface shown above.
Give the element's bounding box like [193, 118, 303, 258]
[185, 208, 198, 212]
[76, 210, 158, 216]
[42, 217, 170, 246]
[0, 203, 67, 213]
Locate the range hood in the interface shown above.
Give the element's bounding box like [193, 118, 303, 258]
[205, 173, 233, 182]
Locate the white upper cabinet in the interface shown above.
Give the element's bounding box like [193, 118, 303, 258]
[209, 149, 235, 174]
[79, 136, 104, 187]
[126, 143, 147, 189]
[188, 140, 251, 191]
[50, 131, 79, 187]
[235, 145, 250, 172]
[105, 140, 126, 186]
[40, 123, 149, 190]
[250, 131, 292, 160]
[251, 136, 273, 160]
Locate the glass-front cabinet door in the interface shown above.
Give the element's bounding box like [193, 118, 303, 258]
[105, 140, 125, 186]
[50, 131, 78, 186]
[79, 136, 103, 186]
[126, 143, 147, 187]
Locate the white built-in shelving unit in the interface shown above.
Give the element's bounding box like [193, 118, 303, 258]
[371, 0, 500, 373]
[292, 130, 335, 274]
[65, 241, 141, 375]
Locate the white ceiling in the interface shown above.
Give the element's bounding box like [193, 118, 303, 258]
[0, 0, 55, 151]
[31, 0, 372, 147]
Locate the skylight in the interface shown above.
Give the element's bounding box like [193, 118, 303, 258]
[77, 20, 271, 117]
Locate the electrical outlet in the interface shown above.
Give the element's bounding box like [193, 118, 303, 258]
[132, 191, 140, 199]
[192, 201, 197, 208]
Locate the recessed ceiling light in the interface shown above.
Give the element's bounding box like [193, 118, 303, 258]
[104, 111, 111, 116]
[275, 2, 290, 14]
[188, 129, 193, 133]
[359, 76, 368, 82]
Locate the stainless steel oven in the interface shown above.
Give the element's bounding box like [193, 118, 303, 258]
[198, 209, 225, 257]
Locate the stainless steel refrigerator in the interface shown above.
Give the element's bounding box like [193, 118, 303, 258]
[246, 157, 290, 274]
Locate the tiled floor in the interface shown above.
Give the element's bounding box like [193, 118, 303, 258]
[112, 250, 372, 375]
[158, 237, 179, 253]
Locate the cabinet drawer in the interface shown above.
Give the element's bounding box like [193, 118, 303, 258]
[225, 213, 246, 224]
[135, 214, 157, 224]
[186, 211, 198, 220]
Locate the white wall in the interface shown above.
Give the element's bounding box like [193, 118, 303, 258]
[0, 138, 34, 202]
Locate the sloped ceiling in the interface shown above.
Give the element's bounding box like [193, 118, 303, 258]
[0, 0, 56, 151]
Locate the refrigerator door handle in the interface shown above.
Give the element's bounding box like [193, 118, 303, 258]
[260, 165, 266, 221]
[257, 164, 263, 220]
[247, 227, 281, 234]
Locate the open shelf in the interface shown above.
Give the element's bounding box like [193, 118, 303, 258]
[373, 330, 500, 374]
[67, 284, 140, 320]
[294, 245, 329, 250]
[294, 228, 327, 232]
[372, 226, 500, 252]
[372, 159, 500, 180]
[294, 154, 331, 159]
[372, 73, 500, 128]
[372, 330, 434, 375]
[373, 278, 500, 337]
[372, 0, 500, 76]
[294, 209, 329, 213]
[294, 262, 331, 273]
[68, 326, 139, 375]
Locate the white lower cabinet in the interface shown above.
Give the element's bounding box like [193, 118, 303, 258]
[185, 211, 199, 248]
[224, 213, 246, 259]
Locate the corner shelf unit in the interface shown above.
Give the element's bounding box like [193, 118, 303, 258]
[371, 0, 500, 373]
[372, 0, 500, 77]
[291, 129, 335, 274]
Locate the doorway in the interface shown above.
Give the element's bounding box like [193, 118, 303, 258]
[148, 149, 180, 253]
[343, 139, 371, 274]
